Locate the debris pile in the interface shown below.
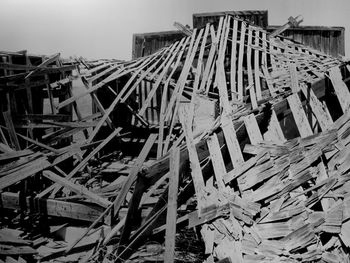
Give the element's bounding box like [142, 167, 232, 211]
[1, 14, 350, 263]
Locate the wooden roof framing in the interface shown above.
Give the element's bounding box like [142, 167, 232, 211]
[1, 14, 350, 263]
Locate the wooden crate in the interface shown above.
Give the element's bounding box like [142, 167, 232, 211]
[267, 26, 345, 57]
[192, 10, 268, 29]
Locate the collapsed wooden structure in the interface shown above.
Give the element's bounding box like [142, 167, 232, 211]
[1, 14, 350, 262]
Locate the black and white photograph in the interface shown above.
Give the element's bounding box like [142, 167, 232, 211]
[0, 0, 350, 262]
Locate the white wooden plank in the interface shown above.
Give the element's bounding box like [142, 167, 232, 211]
[244, 114, 263, 145]
[287, 93, 313, 138]
[164, 147, 180, 263]
[247, 27, 257, 109]
[329, 66, 350, 113]
[207, 133, 226, 190]
[221, 115, 244, 167]
[300, 83, 333, 131]
[237, 21, 246, 101]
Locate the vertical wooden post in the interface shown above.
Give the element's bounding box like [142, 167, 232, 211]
[164, 147, 180, 263]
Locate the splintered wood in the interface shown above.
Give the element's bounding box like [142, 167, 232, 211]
[1, 13, 350, 263]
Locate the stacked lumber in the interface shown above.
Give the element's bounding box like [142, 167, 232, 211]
[1, 14, 350, 263]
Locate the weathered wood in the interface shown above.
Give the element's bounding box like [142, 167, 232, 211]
[247, 26, 257, 109]
[221, 115, 244, 167]
[178, 106, 206, 208]
[2, 111, 20, 151]
[289, 61, 300, 93]
[1, 192, 109, 224]
[237, 21, 246, 101]
[328, 66, 350, 113]
[300, 83, 333, 131]
[113, 133, 158, 216]
[254, 29, 262, 101]
[244, 114, 263, 145]
[207, 133, 226, 190]
[287, 93, 313, 138]
[230, 19, 238, 100]
[164, 147, 180, 263]
[0, 157, 50, 191]
[50, 128, 121, 197]
[43, 170, 111, 208]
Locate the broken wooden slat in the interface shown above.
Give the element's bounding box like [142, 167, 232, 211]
[254, 29, 262, 101]
[43, 170, 112, 208]
[207, 133, 226, 190]
[178, 106, 206, 208]
[300, 83, 333, 131]
[113, 133, 158, 216]
[50, 128, 121, 197]
[221, 115, 244, 167]
[237, 21, 246, 101]
[328, 66, 350, 113]
[289, 61, 300, 93]
[0, 157, 50, 191]
[287, 93, 313, 138]
[2, 111, 20, 151]
[244, 114, 263, 145]
[247, 26, 257, 109]
[230, 18, 238, 100]
[164, 147, 180, 263]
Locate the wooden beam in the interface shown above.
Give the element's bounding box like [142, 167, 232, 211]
[42, 170, 112, 208]
[113, 133, 158, 216]
[244, 114, 263, 145]
[1, 192, 110, 224]
[164, 147, 180, 263]
[287, 93, 313, 138]
[328, 66, 350, 113]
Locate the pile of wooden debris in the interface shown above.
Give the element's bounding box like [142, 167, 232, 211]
[1, 14, 350, 263]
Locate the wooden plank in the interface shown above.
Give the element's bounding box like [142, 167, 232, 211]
[0, 246, 36, 256]
[138, 39, 183, 116]
[156, 38, 190, 157]
[187, 23, 210, 123]
[287, 93, 313, 138]
[300, 83, 333, 131]
[178, 106, 206, 208]
[262, 65, 276, 97]
[199, 25, 218, 93]
[328, 66, 350, 113]
[113, 133, 158, 216]
[1, 192, 109, 224]
[207, 133, 226, 190]
[163, 29, 204, 154]
[289, 61, 299, 93]
[244, 114, 263, 145]
[254, 29, 262, 101]
[24, 53, 60, 79]
[237, 21, 246, 101]
[263, 110, 286, 143]
[230, 19, 238, 100]
[65, 203, 113, 253]
[221, 115, 244, 167]
[43, 170, 112, 208]
[50, 128, 121, 197]
[0, 157, 50, 191]
[247, 26, 257, 109]
[2, 111, 20, 150]
[164, 147, 180, 263]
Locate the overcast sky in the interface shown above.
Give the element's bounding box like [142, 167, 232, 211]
[1, 0, 349, 60]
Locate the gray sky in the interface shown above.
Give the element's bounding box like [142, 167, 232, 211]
[1, 0, 350, 60]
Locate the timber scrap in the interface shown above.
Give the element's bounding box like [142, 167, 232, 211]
[1, 14, 350, 262]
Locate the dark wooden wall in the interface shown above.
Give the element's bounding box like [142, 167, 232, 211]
[192, 10, 268, 29]
[267, 26, 345, 57]
[132, 31, 186, 60]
